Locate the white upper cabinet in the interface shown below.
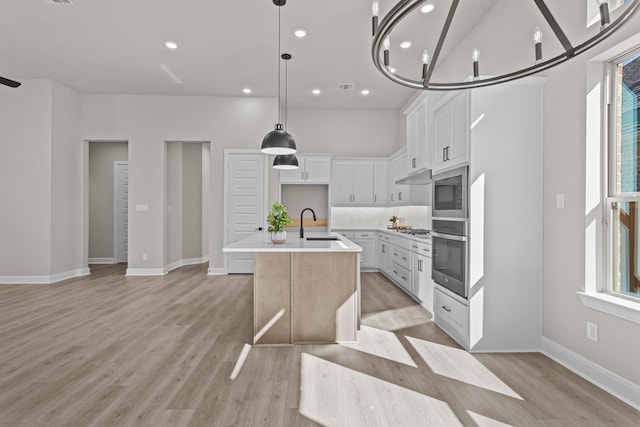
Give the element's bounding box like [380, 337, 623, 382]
[373, 160, 387, 206]
[432, 91, 469, 174]
[331, 159, 389, 207]
[388, 150, 411, 206]
[331, 159, 374, 206]
[405, 94, 429, 172]
[280, 155, 331, 184]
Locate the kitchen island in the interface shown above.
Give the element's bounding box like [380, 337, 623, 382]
[223, 232, 362, 345]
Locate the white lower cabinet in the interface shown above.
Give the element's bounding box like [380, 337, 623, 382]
[433, 287, 469, 348]
[352, 231, 376, 268]
[411, 252, 432, 312]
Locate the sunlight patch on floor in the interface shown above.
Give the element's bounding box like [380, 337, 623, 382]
[406, 337, 522, 400]
[468, 411, 514, 426]
[342, 325, 417, 367]
[362, 305, 431, 332]
[299, 352, 463, 426]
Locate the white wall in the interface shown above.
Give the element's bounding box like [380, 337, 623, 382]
[181, 143, 203, 260]
[430, 0, 640, 387]
[81, 95, 401, 271]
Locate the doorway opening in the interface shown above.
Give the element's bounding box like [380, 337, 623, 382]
[87, 141, 129, 269]
[164, 141, 211, 274]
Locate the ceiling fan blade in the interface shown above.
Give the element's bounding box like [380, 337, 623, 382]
[0, 76, 21, 88]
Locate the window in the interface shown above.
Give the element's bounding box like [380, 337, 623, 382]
[608, 48, 640, 300]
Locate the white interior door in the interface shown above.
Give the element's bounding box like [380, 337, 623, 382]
[226, 153, 266, 273]
[114, 161, 129, 263]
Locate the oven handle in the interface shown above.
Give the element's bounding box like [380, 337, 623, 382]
[431, 231, 467, 242]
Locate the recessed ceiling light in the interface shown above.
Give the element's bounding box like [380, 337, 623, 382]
[243, 88, 252, 94]
[420, 3, 435, 13]
[361, 89, 370, 95]
[389, 67, 397, 73]
[400, 41, 412, 49]
[312, 89, 321, 95]
[165, 41, 178, 50]
[294, 29, 307, 38]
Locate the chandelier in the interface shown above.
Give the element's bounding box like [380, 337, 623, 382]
[371, 0, 640, 91]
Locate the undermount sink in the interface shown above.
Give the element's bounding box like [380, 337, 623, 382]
[306, 237, 340, 241]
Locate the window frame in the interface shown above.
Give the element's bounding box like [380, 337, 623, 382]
[583, 45, 640, 324]
[606, 47, 640, 302]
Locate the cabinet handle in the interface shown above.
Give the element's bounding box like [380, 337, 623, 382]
[412, 158, 416, 168]
[418, 259, 423, 272]
[446, 146, 451, 161]
[412, 244, 418, 249]
[401, 275, 407, 280]
[442, 305, 452, 312]
[374, 195, 377, 203]
[382, 244, 385, 253]
[443, 147, 446, 162]
[399, 191, 402, 201]
[402, 256, 407, 261]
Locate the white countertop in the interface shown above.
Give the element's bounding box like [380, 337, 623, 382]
[334, 227, 432, 243]
[223, 232, 363, 253]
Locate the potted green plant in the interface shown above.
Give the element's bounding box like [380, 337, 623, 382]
[267, 201, 293, 244]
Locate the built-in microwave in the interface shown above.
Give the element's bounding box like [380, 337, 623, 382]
[432, 166, 468, 219]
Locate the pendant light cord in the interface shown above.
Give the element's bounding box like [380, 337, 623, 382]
[284, 55, 288, 130]
[277, 6, 282, 125]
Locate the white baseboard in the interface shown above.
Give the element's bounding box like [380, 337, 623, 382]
[125, 268, 166, 276]
[208, 267, 227, 275]
[164, 256, 210, 274]
[88, 258, 116, 264]
[0, 268, 91, 285]
[541, 336, 640, 410]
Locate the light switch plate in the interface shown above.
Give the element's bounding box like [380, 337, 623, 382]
[556, 193, 565, 209]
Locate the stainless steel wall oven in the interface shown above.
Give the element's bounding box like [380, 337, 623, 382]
[432, 219, 468, 298]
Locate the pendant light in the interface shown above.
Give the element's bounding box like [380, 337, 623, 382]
[273, 53, 299, 169]
[261, 0, 297, 156]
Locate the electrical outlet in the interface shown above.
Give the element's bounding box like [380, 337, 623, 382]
[142, 253, 148, 261]
[586, 321, 598, 342]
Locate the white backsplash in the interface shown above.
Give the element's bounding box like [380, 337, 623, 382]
[331, 206, 431, 230]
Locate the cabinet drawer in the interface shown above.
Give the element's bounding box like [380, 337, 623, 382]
[336, 231, 354, 238]
[354, 231, 374, 239]
[410, 240, 432, 257]
[391, 263, 411, 290]
[391, 246, 411, 270]
[389, 234, 412, 250]
[380, 233, 392, 243]
[434, 288, 468, 329]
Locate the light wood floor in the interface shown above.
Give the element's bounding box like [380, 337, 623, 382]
[0, 264, 637, 426]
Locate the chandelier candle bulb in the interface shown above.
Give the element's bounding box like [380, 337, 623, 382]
[472, 47, 480, 79]
[383, 36, 391, 66]
[597, 0, 611, 27]
[372, 0, 380, 36]
[533, 27, 543, 62]
[422, 49, 430, 83]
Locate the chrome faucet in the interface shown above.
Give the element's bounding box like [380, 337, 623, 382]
[299, 208, 317, 238]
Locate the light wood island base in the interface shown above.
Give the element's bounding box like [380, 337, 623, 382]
[254, 252, 359, 345]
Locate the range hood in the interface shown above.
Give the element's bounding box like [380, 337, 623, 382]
[395, 168, 432, 185]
